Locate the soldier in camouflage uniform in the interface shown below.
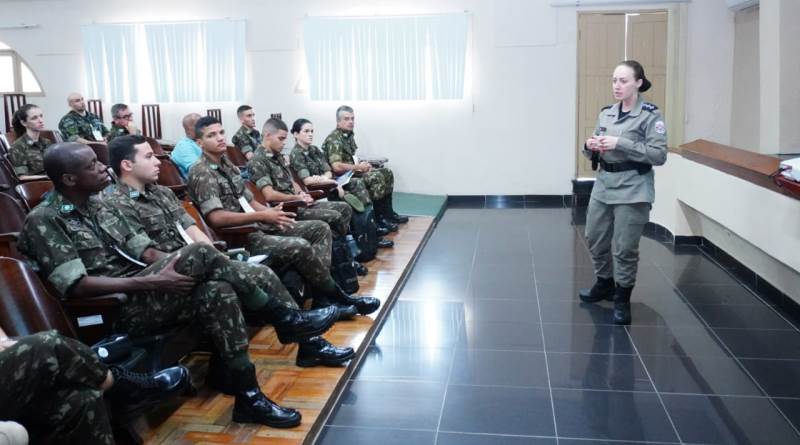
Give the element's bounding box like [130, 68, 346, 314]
[230, 105, 261, 161]
[106, 103, 141, 143]
[187, 117, 380, 315]
[9, 104, 52, 177]
[248, 118, 352, 237]
[58, 93, 108, 144]
[17, 142, 333, 428]
[321, 105, 408, 231]
[105, 135, 356, 366]
[0, 328, 188, 444]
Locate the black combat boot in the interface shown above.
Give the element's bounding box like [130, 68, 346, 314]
[206, 355, 236, 395]
[296, 336, 356, 367]
[578, 276, 616, 303]
[269, 305, 338, 344]
[311, 295, 358, 321]
[108, 364, 191, 402]
[327, 283, 380, 315]
[376, 226, 390, 236]
[232, 364, 302, 428]
[377, 237, 394, 248]
[354, 261, 368, 276]
[613, 284, 633, 325]
[374, 198, 399, 233]
[385, 192, 409, 224]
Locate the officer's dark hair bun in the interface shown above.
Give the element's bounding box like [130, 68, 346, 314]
[619, 60, 651, 92]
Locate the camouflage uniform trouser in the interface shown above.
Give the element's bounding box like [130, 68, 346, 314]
[361, 167, 394, 201]
[0, 331, 114, 445]
[344, 177, 372, 207]
[297, 200, 352, 237]
[114, 243, 251, 363]
[229, 260, 299, 311]
[247, 220, 335, 290]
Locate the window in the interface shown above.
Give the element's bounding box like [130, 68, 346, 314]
[82, 20, 245, 103]
[303, 14, 470, 101]
[0, 41, 44, 95]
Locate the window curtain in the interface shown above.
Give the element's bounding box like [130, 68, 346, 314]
[303, 14, 469, 101]
[82, 24, 139, 102]
[82, 20, 245, 103]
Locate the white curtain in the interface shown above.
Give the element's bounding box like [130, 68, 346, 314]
[303, 14, 469, 101]
[82, 20, 245, 103]
[82, 24, 139, 102]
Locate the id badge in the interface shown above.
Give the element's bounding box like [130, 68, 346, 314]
[239, 196, 256, 213]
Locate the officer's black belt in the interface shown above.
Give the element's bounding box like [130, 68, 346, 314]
[599, 160, 652, 174]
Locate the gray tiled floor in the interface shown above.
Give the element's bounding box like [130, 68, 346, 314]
[318, 207, 800, 445]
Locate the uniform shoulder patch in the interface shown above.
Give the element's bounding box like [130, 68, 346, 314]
[642, 102, 659, 112]
[600, 105, 613, 111]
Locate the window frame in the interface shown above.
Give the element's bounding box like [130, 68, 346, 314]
[0, 49, 45, 97]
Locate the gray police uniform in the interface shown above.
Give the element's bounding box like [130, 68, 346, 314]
[582, 97, 667, 287]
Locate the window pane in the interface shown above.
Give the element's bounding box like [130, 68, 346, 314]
[21, 62, 42, 93]
[0, 55, 15, 92]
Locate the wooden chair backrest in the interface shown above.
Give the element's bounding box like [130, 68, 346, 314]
[141, 104, 162, 140]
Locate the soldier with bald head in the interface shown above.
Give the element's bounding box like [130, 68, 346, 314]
[58, 93, 108, 145]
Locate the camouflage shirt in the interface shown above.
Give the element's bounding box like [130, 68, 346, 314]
[104, 182, 196, 253]
[8, 133, 53, 175]
[187, 154, 254, 217]
[58, 110, 109, 142]
[106, 123, 140, 143]
[322, 128, 358, 165]
[289, 143, 331, 180]
[231, 125, 262, 157]
[18, 191, 153, 296]
[247, 147, 295, 194]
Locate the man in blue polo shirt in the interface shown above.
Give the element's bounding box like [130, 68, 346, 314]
[170, 113, 202, 178]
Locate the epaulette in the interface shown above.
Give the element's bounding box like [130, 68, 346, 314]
[601, 105, 613, 111]
[642, 102, 659, 112]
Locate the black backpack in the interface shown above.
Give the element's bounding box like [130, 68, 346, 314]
[331, 236, 360, 294]
[351, 205, 378, 262]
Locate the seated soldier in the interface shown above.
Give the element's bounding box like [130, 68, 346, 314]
[170, 113, 202, 178]
[18, 142, 333, 428]
[0, 327, 189, 444]
[231, 105, 260, 161]
[248, 118, 353, 239]
[187, 117, 380, 315]
[105, 135, 355, 366]
[321, 105, 408, 232]
[9, 104, 52, 178]
[106, 104, 140, 143]
[58, 93, 108, 145]
[290, 118, 394, 248]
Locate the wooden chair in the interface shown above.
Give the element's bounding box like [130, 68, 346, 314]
[145, 136, 166, 155]
[3, 94, 26, 134]
[244, 180, 306, 213]
[40, 129, 63, 144]
[207, 108, 222, 123]
[141, 104, 162, 140]
[15, 179, 53, 211]
[3, 131, 16, 145]
[0, 159, 16, 195]
[0, 132, 11, 155]
[87, 99, 104, 121]
[88, 142, 109, 166]
[0, 192, 26, 234]
[181, 200, 255, 250]
[156, 157, 186, 197]
[226, 145, 248, 168]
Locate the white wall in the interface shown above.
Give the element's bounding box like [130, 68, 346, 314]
[731, 6, 759, 150]
[0, 0, 736, 195]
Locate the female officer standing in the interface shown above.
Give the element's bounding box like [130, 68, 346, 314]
[578, 60, 667, 325]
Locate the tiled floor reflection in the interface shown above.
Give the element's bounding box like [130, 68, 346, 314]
[318, 207, 800, 444]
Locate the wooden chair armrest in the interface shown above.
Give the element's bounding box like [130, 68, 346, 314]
[217, 224, 260, 248]
[270, 200, 306, 214]
[61, 293, 128, 345]
[16, 175, 50, 183]
[306, 182, 337, 193]
[212, 240, 228, 251]
[308, 190, 325, 200]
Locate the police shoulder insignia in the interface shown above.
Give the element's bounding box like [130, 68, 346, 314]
[642, 102, 659, 112]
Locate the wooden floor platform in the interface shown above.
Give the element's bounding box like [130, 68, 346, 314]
[133, 216, 435, 444]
